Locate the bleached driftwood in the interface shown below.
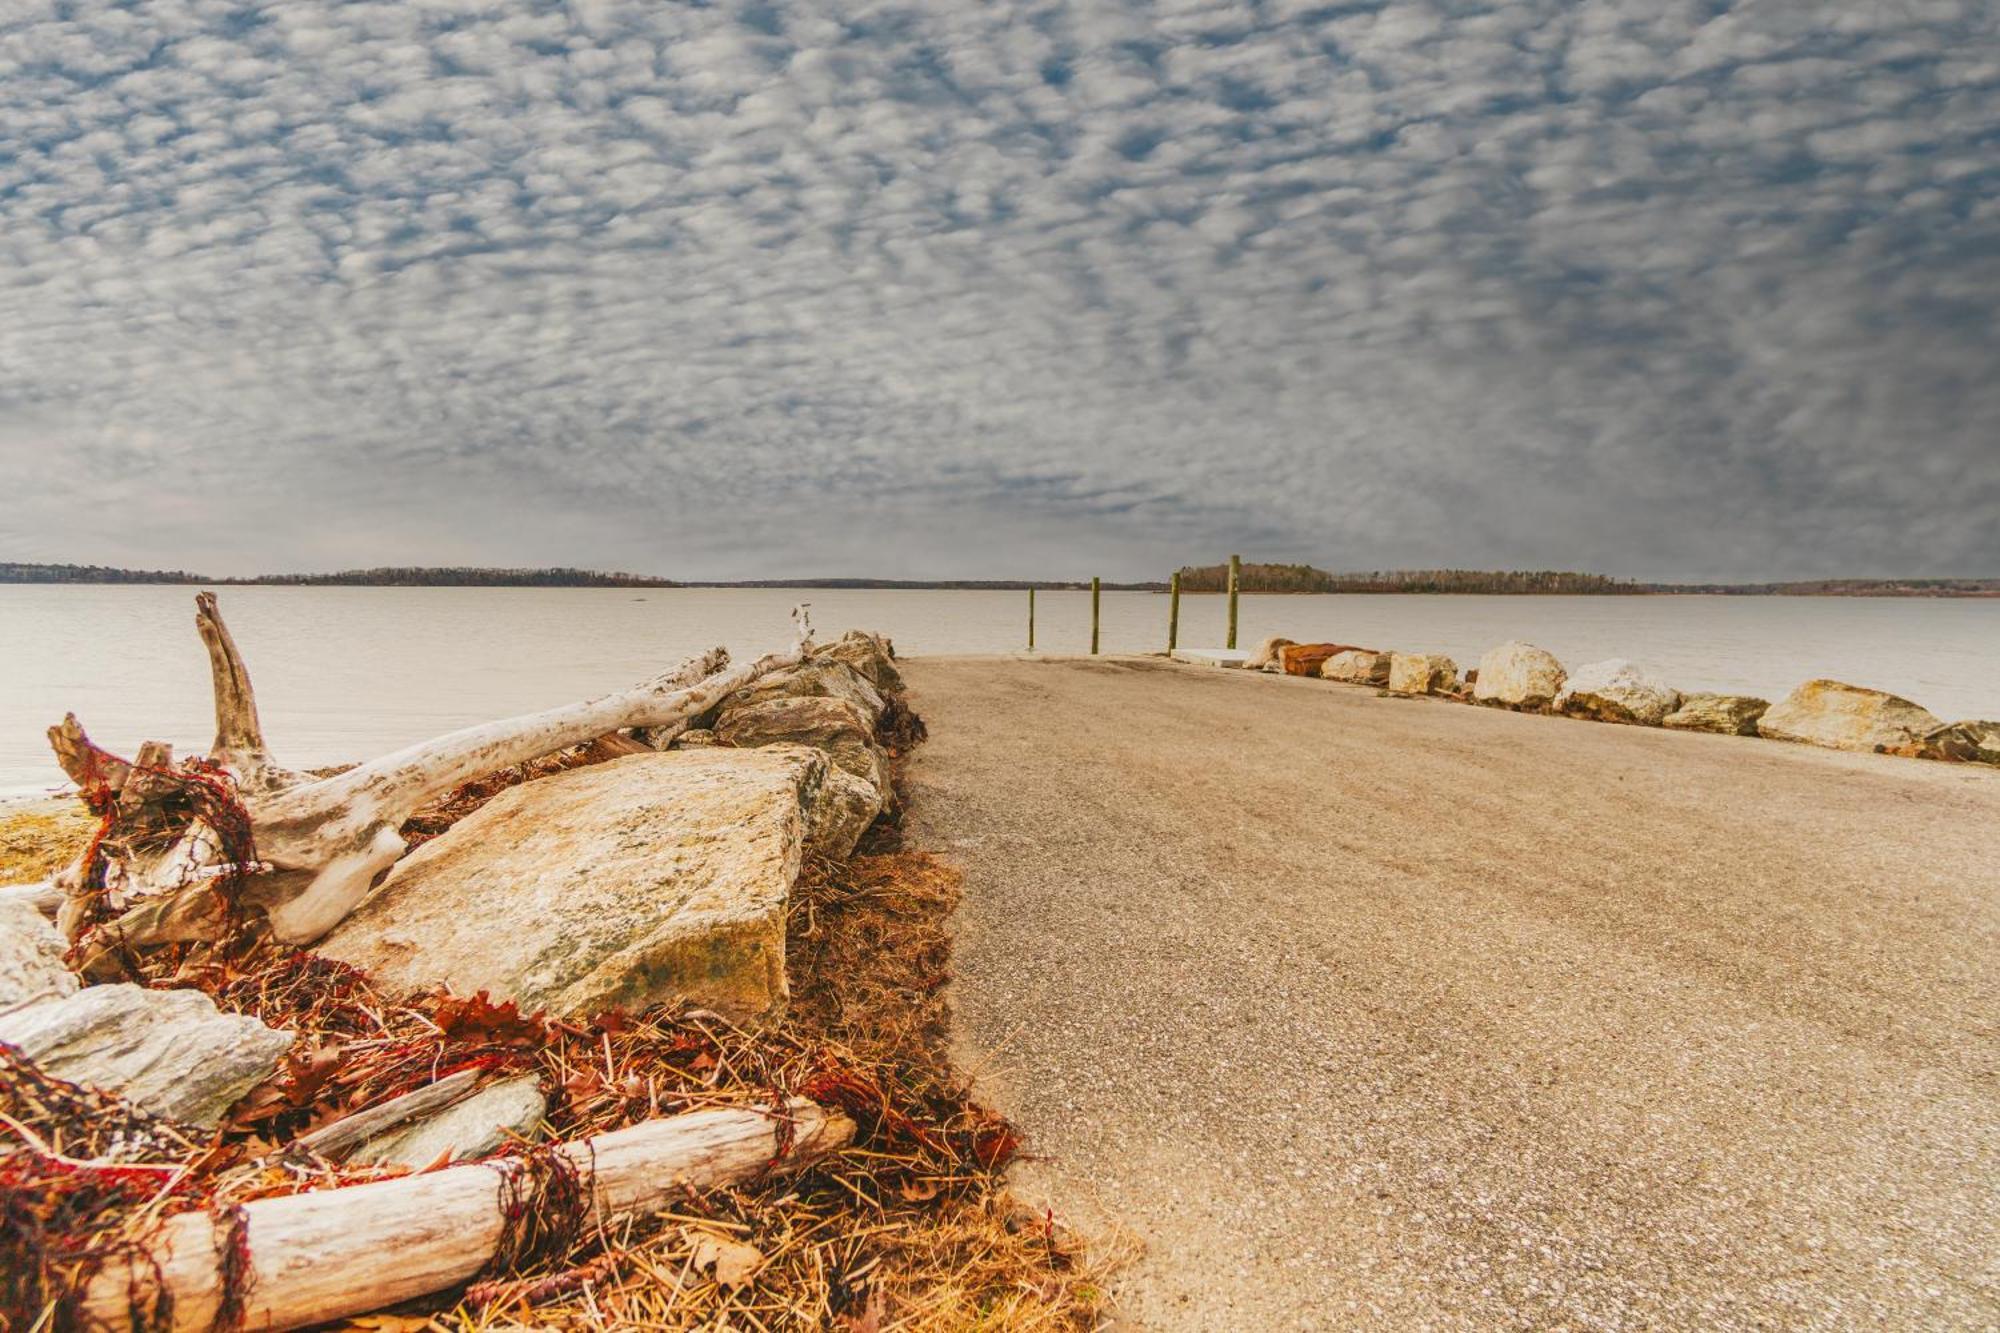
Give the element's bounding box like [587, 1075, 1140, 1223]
[48, 594, 814, 953]
[79, 1098, 855, 1331]
[292, 1068, 483, 1160]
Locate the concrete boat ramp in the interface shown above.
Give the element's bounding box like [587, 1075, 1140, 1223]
[905, 654, 2000, 1330]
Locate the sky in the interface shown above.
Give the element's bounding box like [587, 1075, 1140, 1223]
[2, 0, 1996, 582]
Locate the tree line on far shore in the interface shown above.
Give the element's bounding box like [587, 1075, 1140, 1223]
[1173, 564, 1645, 595]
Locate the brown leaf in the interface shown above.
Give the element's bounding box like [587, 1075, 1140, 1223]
[687, 1230, 763, 1288]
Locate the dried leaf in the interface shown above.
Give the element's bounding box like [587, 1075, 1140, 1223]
[687, 1230, 764, 1288]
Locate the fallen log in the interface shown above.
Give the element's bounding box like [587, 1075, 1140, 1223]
[52, 596, 815, 954]
[79, 1097, 854, 1331]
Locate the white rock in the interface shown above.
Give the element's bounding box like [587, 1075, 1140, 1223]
[348, 1075, 547, 1169]
[1387, 653, 1458, 695]
[0, 984, 292, 1126]
[1246, 636, 1296, 671]
[1757, 680, 1945, 752]
[1472, 642, 1568, 709]
[1319, 650, 1390, 686]
[0, 897, 78, 1016]
[1555, 659, 1683, 726]
[317, 749, 843, 1022]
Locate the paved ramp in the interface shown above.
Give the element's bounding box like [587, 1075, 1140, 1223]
[904, 656, 2000, 1330]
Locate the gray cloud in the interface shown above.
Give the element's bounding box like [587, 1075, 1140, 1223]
[1, 0, 1996, 580]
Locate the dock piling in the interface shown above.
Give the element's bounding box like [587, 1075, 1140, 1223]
[1226, 554, 1241, 650]
[1168, 572, 1180, 652]
[1091, 577, 1101, 654]
[1028, 587, 1035, 652]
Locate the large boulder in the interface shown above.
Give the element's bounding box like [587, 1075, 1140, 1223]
[1555, 659, 1682, 726]
[1388, 653, 1458, 696]
[0, 984, 292, 1127]
[815, 630, 903, 694]
[721, 660, 886, 729]
[1472, 642, 1567, 710]
[1662, 693, 1770, 736]
[348, 1074, 547, 1169]
[1320, 650, 1390, 686]
[317, 748, 856, 1023]
[714, 696, 890, 798]
[1246, 636, 1296, 671]
[0, 897, 78, 1017]
[1278, 643, 1366, 677]
[1756, 680, 1945, 752]
[1955, 721, 2000, 765]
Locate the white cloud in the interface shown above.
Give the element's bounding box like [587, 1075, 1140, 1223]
[0, 0, 1995, 580]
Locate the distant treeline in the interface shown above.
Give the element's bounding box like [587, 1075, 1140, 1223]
[1, 562, 206, 584]
[682, 578, 1166, 591]
[1657, 578, 2000, 598]
[248, 566, 678, 587]
[1174, 564, 1643, 595]
[0, 563, 677, 588]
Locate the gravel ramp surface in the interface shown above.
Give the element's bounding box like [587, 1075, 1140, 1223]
[903, 655, 2000, 1331]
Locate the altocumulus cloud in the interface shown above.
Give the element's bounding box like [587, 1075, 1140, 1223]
[1, 0, 1996, 579]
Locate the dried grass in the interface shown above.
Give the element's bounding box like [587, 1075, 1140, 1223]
[3, 799, 1111, 1332]
[0, 800, 94, 881]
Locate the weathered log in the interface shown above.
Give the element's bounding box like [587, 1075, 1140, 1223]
[79, 1097, 854, 1331]
[55, 597, 816, 951]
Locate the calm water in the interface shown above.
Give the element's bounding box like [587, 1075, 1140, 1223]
[1, 586, 1995, 795]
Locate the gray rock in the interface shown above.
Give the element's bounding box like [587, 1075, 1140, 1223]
[815, 630, 903, 693]
[1319, 650, 1391, 686]
[317, 749, 843, 1022]
[1387, 653, 1458, 696]
[0, 984, 291, 1126]
[722, 660, 886, 728]
[1757, 680, 1945, 752]
[0, 897, 77, 1016]
[1555, 659, 1683, 726]
[1663, 694, 1770, 736]
[1472, 642, 1567, 710]
[348, 1075, 547, 1168]
[714, 695, 889, 798]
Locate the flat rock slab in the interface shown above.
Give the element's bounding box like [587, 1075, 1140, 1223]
[317, 749, 829, 1022]
[0, 897, 78, 1016]
[1169, 648, 1250, 668]
[0, 983, 292, 1127]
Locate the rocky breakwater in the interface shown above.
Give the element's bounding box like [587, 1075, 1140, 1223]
[319, 630, 909, 1025]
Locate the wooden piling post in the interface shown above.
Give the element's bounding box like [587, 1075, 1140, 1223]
[1168, 572, 1180, 652]
[1091, 577, 1101, 654]
[1028, 587, 1036, 652]
[1226, 554, 1241, 650]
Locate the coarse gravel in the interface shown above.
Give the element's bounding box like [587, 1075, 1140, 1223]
[903, 655, 2000, 1331]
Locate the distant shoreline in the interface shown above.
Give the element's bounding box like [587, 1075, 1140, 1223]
[2, 564, 1994, 597]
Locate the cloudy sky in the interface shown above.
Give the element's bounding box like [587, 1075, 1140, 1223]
[2, 0, 1996, 581]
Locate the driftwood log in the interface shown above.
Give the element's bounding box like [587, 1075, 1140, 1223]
[20, 593, 814, 956]
[79, 1098, 855, 1331]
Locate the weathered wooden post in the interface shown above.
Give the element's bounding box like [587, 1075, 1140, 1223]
[1168, 571, 1181, 652]
[1091, 577, 1101, 654]
[1226, 554, 1241, 649]
[1028, 587, 1036, 651]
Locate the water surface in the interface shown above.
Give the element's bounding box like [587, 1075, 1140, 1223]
[1, 586, 1993, 794]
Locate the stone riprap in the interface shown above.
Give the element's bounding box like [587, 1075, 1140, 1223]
[1388, 653, 1459, 696]
[722, 659, 886, 728]
[1757, 680, 1946, 752]
[1663, 694, 1771, 736]
[816, 629, 904, 694]
[1279, 643, 1368, 677]
[0, 983, 292, 1126]
[714, 695, 890, 797]
[1556, 660, 1683, 726]
[1473, 642, 1568, 710]
[316, 748, 842, 1022]
[1319, 650, 1391, 686]
[1246, 636, 1297, 671]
